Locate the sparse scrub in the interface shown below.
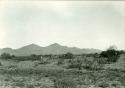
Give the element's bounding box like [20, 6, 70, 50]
[67, 56, 103, 70]
[67, 58, 83, 70]
[0, 50, 124, 88]
[53, 78, 76, 88]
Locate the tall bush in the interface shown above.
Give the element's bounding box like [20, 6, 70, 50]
[100, 46, 120, 63]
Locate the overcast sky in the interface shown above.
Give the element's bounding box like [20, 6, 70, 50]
[0, 1, 125, 50]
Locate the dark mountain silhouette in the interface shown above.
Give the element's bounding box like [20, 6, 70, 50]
[0, 43, 101, 56]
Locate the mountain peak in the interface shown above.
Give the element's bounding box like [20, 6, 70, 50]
[19, 43, 42, 49]
[48, 43, 61, 47]
[46, 43, 62, 48]
[51, 43, 60, 46]
[0, 43, 101, 56]
[29, 43, 39, 46]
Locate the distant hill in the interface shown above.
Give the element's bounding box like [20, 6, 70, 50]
[0, 43, 101, 56]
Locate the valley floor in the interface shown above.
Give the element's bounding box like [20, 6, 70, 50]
[0, 65, 124, 88]
[0, 54, 124, 88]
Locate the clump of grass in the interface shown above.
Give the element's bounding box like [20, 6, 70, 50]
[53, 77, 77, 88]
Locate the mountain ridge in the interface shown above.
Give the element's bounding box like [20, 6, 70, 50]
[0, 43, 101, 56]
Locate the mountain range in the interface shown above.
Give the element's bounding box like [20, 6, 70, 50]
[0, 43, 101, 56]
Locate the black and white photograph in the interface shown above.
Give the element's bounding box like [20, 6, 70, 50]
[0, 0, 125, 88]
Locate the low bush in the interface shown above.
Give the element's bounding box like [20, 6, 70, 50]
[59, 53, 74, 59]
[53, 78, 76, 88]
[100, 49, 120, 63]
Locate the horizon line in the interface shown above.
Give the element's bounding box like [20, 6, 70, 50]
[0, 43, 124, 51]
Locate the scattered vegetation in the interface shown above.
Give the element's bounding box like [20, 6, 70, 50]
[0, 47, 125, 88]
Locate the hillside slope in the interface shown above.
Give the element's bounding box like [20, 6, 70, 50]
[0, 43, 101, 56]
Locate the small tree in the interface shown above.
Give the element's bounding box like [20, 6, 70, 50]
[100, 46, 120, 63]
[62, 52, 74, 59]
[0, 53, 12, 59]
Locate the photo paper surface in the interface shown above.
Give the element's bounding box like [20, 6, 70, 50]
[0, 1, 125, 88]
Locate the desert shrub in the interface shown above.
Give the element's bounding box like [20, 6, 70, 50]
[68, 58, 83, 70]
[0, 53, 12, 59]
[57, 59, 64, 65]
[100, 49, 120, 63]
[82, 57, 104, 70]
[98, 82, 109, 88]
[82, 59, 93, 70]
[12, 81, 25, 88]
[28, 54, 41, 60]
[100, 45, 121, 63]
[53, 78, 76, 88]
[67, 56, 103, 70]
[39, 57, 50, 65]
[0, 62, 2, 66]
[96, 57, 108, 64]
[26, 84, 35, 88]
[119, 50, 125, 54]
[60, 52, 74, 59]
[90, 61, 103, 70]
